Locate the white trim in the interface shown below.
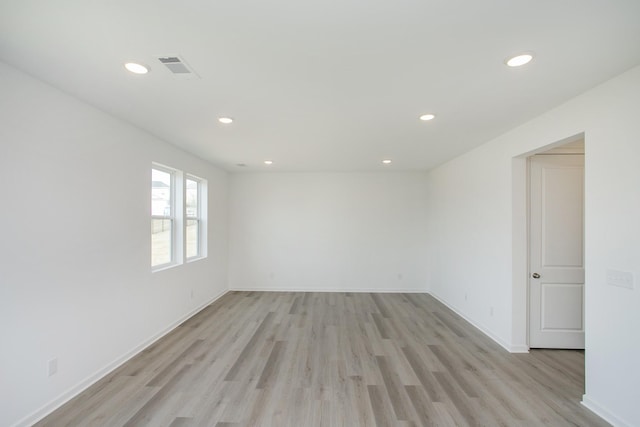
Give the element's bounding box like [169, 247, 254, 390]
[152, 164, 180, 271]
[511, 133, 586, 351]
[229, 287, 429, 294]
[198, 178, 208, 259]
[14, 289, 230, 427]
[185, 175, 205, 261]
[582, 395, 631, 427]
[511, 156, 530, 350]
[509, 344, 530, 353]
[429, 291, 528, 353]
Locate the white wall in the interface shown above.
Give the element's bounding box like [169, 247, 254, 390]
[425, 142, 515, 348]
[0, 62, 229, 427]
[425, 65, 640, 426]
[228, 172, 429, 292]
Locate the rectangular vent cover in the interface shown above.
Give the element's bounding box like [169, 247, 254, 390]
[156, 56, 200, 79]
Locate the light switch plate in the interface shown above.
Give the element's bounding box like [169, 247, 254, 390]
[606, 269, 634, 289]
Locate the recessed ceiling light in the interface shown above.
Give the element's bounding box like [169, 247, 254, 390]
[124, 62, 149, 74]
[382, 159, 392, 164]
[218, 117, 234, 124]
[505, 53, 534, 67]
[264, 160, 273, 165]
[419, 114, 435, 121]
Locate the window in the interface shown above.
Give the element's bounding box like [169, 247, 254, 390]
[151, 164, 207, 270]
[185, 176, 203, 260]
[151, 166, 176, 268]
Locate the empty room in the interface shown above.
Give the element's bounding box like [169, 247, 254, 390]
[1, 1, 639, 426]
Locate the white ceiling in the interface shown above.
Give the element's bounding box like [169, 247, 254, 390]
[1, 0, 639, 172]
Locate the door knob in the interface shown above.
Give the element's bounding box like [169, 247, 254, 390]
[532, 273, 541, 279]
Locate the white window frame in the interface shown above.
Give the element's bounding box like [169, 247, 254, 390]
[151, 163, 184, 271]
[151, 163, 207, 271]
[185, 174, 207, 261]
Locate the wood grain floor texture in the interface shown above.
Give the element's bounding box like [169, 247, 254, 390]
[36, 292, 609, 427]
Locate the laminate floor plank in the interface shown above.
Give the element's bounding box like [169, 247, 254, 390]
[380, 340, 420, 386]
[81, 386, 159, 427]
[37, 291, 610, 426]
[368, 384, 398, 427]
[168, 417, 193, 427]
[375, 355, 414, 421]
[401, 345, 444, 402]
[223, 312, 276, 381]
[404, 384, 438, 427]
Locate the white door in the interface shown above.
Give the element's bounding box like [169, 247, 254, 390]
[529, 154, 585, 349]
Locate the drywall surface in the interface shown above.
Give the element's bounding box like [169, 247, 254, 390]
[228, 172, 429, 292]
[425, 65, 640, 425]
[0, 62, 229, 426]
[425, 142, 514, 348]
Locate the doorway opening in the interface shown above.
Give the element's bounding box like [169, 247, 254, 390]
[528, 140, 584, 349]
[511, 133, 585, 351]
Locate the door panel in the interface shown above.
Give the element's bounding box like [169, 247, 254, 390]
[529, 154, 584, 349]
[540, 283, 583, 330]
[541, 167, 584, 267]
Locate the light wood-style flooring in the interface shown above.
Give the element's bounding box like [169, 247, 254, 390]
[36, 292, 609, 426]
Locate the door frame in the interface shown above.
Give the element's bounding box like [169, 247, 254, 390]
[511, 132, 585, 351]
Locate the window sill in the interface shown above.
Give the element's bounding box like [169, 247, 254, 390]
[186, 255, 207, 264]
[152, 262, 181, 273]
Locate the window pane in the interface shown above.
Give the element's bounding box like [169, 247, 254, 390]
[152, 169, 172, 216]
[186, 178, 198, 218]
[152, 219, 172, 266]
[186, 219, 199, 258]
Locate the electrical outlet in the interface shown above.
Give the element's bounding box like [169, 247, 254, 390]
[397, 273, 403, 280]
[465, 293, 468, 301]
[490, 307, 494, 317]
[606, 269, 634, 289]
[48, 358, 58, 377]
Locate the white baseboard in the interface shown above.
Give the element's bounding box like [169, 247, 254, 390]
[508, 344, 530, 353]
[582, 395, 631, 427]
[229, 287, 429, 293]
[13, 289, 229, 427]
[428, 292, 527, 354]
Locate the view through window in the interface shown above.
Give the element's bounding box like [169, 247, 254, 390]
[186, 177, 200, 259]
[151, 167, 173, 267]
[152, 165, 207, 270]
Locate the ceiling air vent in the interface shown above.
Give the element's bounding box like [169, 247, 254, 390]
[156, 56, 200, 80]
